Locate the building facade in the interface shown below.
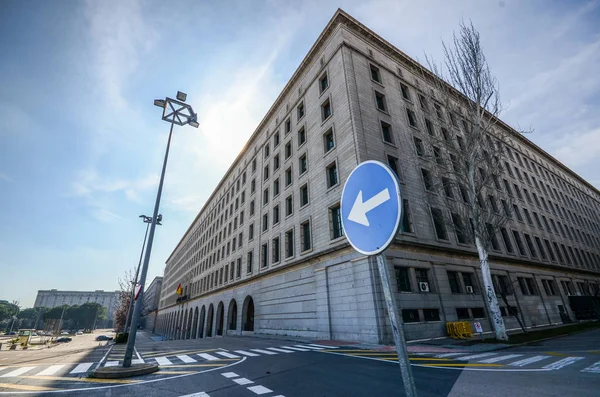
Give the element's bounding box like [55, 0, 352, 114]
[141, 276, 163, 332]
[34, 289, 120, 328]
[154, 10, 600, 344]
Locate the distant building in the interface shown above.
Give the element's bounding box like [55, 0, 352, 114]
[34, 289, 120, 328]
[141, 276, 163, 332]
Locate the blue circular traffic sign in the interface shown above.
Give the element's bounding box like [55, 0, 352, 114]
[341, 160, 402, 255]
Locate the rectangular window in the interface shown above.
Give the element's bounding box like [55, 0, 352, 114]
[251, 179, 256, 193]
[462, 272, 475, 292]
[300, 184, 309, 207]
[285, 118, 291, 134]
[400, 83, 411, 100]
[321, 99, 332, 121]
[413, 137, 424, 156]
[381, 121, 393, 143]
[285, 141, 292, 159]
[273, 131, 280, 147]
[402, 199, 413, 233]
[247, 251, 253, 274]
[298, 126, 306, 146]
[425, 119, 434, 135]
[395, 267, 411, 292]
[456, 308, 470, 320]
[272, 237, 280, 264]
[299, 153, 307, 174]
[421, 168, 434, 191]
[273, 205, 280, 225]
[448, 271, 461, 293]
[273, 154, 280, 171]
[523, 208, 533, 225]
[452, 213, 469, 244]
[285, 195, 293, 216]
[375, 91, 387, 112]
[402, 309, 420, 323]
[406, 108, 418, 128]
[388, 155, 399, 178]
[249, 223, 254, 240]
[319, 72, 329, 93]
[500, 228, 514, 253]
[285, 167, 292, 186]
[330, 204, 344, 239]
[297, 101, 305, 120]
[263, 188, 269, 205]
[535, 236, 547, 260]
[301, 220, 311, 252]
[542, 279, 557, 296]
[261, 243, 268, 268]
[423, 309, 440, 322]
[285, 229, 294, 258]
[263, 165, 269, 181]
[324, 128, 335, 152]
[471, 308, 486, 319]
[513, 205, 523, 221]
[262, 213, 268, 232]
[250, 200, 255, 216]
[431, 207, 448, 240]
[236, 258, 241, 278]
[419, 94, 429, 111]
[524, 233, 537, 258]
[264, 143, 270, 159]
[326, 162, 339, 188]
[370, 64, 381, 83]
[512, 230, 527, 256]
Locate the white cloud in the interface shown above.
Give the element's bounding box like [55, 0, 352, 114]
[552, 127, 600, 168]
[71, 170, 159, 201]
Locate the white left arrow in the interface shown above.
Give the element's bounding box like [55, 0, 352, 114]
[347, 188, 391, 227]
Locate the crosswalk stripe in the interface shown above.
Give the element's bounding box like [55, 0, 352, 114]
[455, 353, 497, 361]
[250, 349, 278, 355]
[235, 350, 259, 357]
[221, 372, 239, 378]
[197, 353, 220, 361]
[232, 377, 253, 385]
[295, 344, 324, 350]
[542, 357, 584, 370]
[479, 354, 523, 364]
[281, 346, 309, 352]
[1, 367, 37, 377]
[155, 357, 173, 366]
[509, 355, 550, 367]
[179, 392, 210, 397]
[581, 361, 600, 373]
[307, 343, 337, 349]
[132, 359, 144, 364]
[266, 347, 294, 353]
[177, 355, 197, 363]
[104, 361, 119, 367]
[215, 352, 239, 359]
[435, 353, 467, 358]
[70, 363, 94, 374]
[247, 385, 273, 395]
[37, 365, 65, 376]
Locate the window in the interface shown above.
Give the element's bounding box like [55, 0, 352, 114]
[462, 272, 475, 292]
[413, 137, 424, 156]
[423, 309, 440, 322]
[500, 228, 514, 253]
[433, 146, 443, 165]
[488, 195, 499, 213]
[425, 119, 434, 135]
[285, 195, 293, 217]
[402, 309, 420, 323]
[285, 229, 294, 258]
[319, 72, 329, 93]
[326, 162, 339, 188]
[447, 271, 461, 293]
[381, 121, 393, 143]
[262, 213, 268, 232]
[249, 223, 254, 240]
[460, 185, 470, 203]
[273, 205, 280, 225]
[561, 280, 574, 295]
[300, 184, 309, 207]
[299, 153, 307, 174]
[261, 243, 268, 268]
[375, 91, 387, 112]
[324, 128, 335, 152]
[321, 99, 332, 121]
[272, 237, 280, 264]
[298, 126, 306, 146]
[452, 213, 469, 244]
[370, 64, 381, 83]
[388, 155, 399, 178]
[456, 308, 470, 320]
[301, 220, 311, 252]
[395, 267, 411, 292]
[512, 230, 527, 256]
[236, 258, 241, 278]
[263, 164, 269, 181]
[402, 200, 414, 233]
[513, 205, 523, 222]
[471, 308, 486, 319]
[431, 207, 448, 240]
[523, 208, 533, 225]
[542, 279, 557, 296]
[264, 143, 270, 159]
[285, 141, 292, 159]
[274, 131, 280, 147]
[406, 109, 418, 128]
[419, 94, 429, 111]
[273, 154, 280, 171]
[263, 188, 269, 205]
[251, 179, 256, 194]
[247, 251, 253, 273]
[421, 169, 434, 191]
[273, 178, 280, 196]
[330, 204, 344, 239]
[434, 103, 443, 120]
[285, 167, 292, 186]
[524, 233, 537, 258]
[400, 83, 411, 101]
[297, 101, 305, 120]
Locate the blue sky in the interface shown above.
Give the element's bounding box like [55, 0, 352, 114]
[1, 0, 599, 308]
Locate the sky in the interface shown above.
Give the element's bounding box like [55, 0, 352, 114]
[1, 0, 599, 308]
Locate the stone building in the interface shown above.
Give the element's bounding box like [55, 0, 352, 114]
[154, 9, 600, 343]
[141, 276, 163, 332]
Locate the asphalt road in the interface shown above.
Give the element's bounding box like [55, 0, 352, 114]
[0, 329, 598, 396]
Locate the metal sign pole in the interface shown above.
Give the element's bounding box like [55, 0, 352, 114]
[376, 254, 418, 397]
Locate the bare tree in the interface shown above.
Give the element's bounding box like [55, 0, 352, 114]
[114, 268, 136, 332]
[412, 21, 530, 341]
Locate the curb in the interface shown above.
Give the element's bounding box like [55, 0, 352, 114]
[90, 363, 159, 379]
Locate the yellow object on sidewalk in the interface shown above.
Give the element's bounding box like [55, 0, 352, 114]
[446, 321, 473, 339]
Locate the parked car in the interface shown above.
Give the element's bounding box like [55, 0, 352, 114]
[60, 331, 69, 335]
[76, 331, 83, 335]
[56, 337, 72, 343]
[4, 331, 17, 336]
[95, 335, 113, 341]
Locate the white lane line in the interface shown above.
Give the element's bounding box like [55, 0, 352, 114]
[197, 353, 220, 361]
[295, 344, 324, 350]
[104, 361, 119, 367]
[479, 354, 524, 364]
[232, 377, 254, 385]
[250, 349, 278, 355]
[542, 357, 585, 370]
[155, 357, 173, 366]
[179, 392, 211, 397]
[281, 346, 309, 352]
[266, 347, 294, 353]
[177, 355, 197, 363]
[135, 347, 144, 363]
[235, 350, 260, 357]
[37, 365, 65, 376]
[435, 353, 468, 358]
[1, 367, 37, 377]
[132, 359, 144, 364]
[221, 372, 239, 378]
[247, 385, 273, 395]
[455, 353, 497, 361]
[70, 362, 94, 374]
[581, 361, 600, 373]
[215, 351, 240, 359]
[307, 343, 337, 349]
[94, 344, 114, 370]
[509, 355, 551, 367]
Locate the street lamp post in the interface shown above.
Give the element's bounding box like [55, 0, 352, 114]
[122, 91, 199, 367]
[124, 215, 162, 333]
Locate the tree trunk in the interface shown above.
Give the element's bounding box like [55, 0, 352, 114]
[475, 236, 509, 341]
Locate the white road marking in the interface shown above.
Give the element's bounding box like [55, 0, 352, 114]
[266, 347, 294, 353]
[235, 350, 260, 357]
[221, 372, 239, 378]
[295, 344, 323, 350]
[155, 356, 173, 366]
[1, 366, 37, 377]
[104, 361, 119, 367]
[581, 361, 600, 373]
[215, 351, 239, 359]
[179, 392, 211, 397]
[250, 349, 278, 355]
[281, 346, 309, 352]
[247, 385, 273, 395]
[132, 359, 144, 364]
[479, 354, 524, 363]
[307, 343, 337, 349]
[542, 356, 584, 370]
[435, 353, 467, 358]
[509, 355, 551, 367]
[177, 355, 197, 363]
[94, 344, 114, 370]
[70, 362, 94, 374]
[197, 353, 220, 361]
[37, 365, 65, 376]
[135, 347, 144, 363]
[455, 353, 497, 361]
[232, 377, 253, 385]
